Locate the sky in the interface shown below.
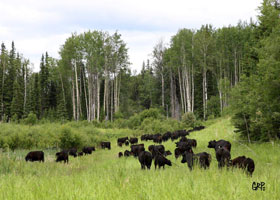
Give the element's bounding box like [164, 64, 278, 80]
[0, 0, 263, 73]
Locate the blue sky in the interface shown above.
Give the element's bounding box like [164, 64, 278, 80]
[0, 0, 262, 72]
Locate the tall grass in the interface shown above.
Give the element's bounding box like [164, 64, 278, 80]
[0, 117, 279, 200]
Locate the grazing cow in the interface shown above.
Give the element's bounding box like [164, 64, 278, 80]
[124, 150, 131, 157]
[118, 152, 123, 158]
[192, 125, 205, 131]
[56, 151, 68, 163]
[244, 157, 255, 176]
[181, 150, 194, 170]
[25, 151, 44, 162]
[117, 137, 128, 146]
[231, 156, 247, 168]
[82, 146, 95, 155]
[187, 139, 197, 148]
[118, 142, 123, 147]
[164, 150, 172, 156]
[138, 151, 153, 170]
[174, 148, 183, 159]
[208, 140, 231, 152]
[230, 156, 255, 176]
[131, 144, 145, 157]
[162, 132, 172, 142]
[154, 154, 172, 169]
[153, 135, 163, 144]
[194, 152, 211, 169]
[148, 145, 165, 158]
[101, 142, 111, 150]
[62, 148, 77, 157]
[179, 136, 188, 142]
[129, 137, 138, 144]
[78, 152, 84, 156]
[216, 147, 231, 168]
[176, 142, 193, 153]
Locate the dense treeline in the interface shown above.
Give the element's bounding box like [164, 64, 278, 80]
[0, 0, 279, 141]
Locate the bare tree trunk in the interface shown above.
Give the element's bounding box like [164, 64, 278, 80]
[110, 80, 113, 121]
[161, 72, 164, 108]
[74, 60, 80, 120]
[178, 67, 184, 113]
[72, 77, 76, 121]
[87, 72, 92, 121]
[170, 71, 175, 118]
[185, 67, 191, 112]
[23, 62, 27, 114]
[82, 66, 88, 120]
[92, 74, 96, 120]
[202, 52, 208, 120]
[191, 35, 194, 112]
[114, 72, 118, 113]
[117, 73, 121, 110]
[97, 74, 100, 121]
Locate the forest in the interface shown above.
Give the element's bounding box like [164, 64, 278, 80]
[0, 0, 279, 142]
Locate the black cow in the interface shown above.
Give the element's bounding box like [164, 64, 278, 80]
[131, 144, 145, 157]
[129, 137, 138, 144]
[124, 150, 131, 157]
[82, 146, 95, 155]
[78, 152, 84, 156]
[153, 135, 162, 144]
[148, 145, 165, 158]
[187, 139, 197, 148]
[216, 147, 231, 168]
[154, 154, 172, 169]
[138, 151, 153, 170]
[164, 150, 172, 156]
[243, 157, 255, 176]
[56, 151, 68, 163]
[174, 148, 183, 159]
[194, 152, 211, 169]
[118, 142, 123, 147]
[118, 152, 123, 158]
[181, 150, 194, 170]
[62, 148, 77, 157]
[176, 141, 193, 153]
[118, 137, 128, 145]
[25, 151, 44, 162]
[230, 156, 255, 176]
[208, 140, 231, 152]
[162, 132, 172, 142]
[101, 142, 111, 150]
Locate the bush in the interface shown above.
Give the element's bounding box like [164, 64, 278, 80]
[207, 95, 221, 118]
[59, 126, 83, 149]
[23, 112, 38, 126]
[182, 112, 196, 128]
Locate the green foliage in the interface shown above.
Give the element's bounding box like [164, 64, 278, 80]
[207, 96, 220, 118]
[0, 118, 279, 200]
[230, 2, 280, 141]
[59, 126, 83, 149]
[181, 112, 197, 128]
[23, 112, 38, 125]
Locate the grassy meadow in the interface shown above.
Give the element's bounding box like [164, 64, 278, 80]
[0, 117, 279, 200]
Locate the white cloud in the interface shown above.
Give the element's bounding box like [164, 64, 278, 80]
[0, 0, 262, 72]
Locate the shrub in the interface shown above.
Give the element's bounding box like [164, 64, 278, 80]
[59, 126, 83, 149]
[23, 112, 38, 126]
[182, 112, 196, 128]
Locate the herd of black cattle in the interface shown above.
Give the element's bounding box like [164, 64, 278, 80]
[24, 125, 255, 176]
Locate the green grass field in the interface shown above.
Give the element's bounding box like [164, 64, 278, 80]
[0, 117, 279, 200]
